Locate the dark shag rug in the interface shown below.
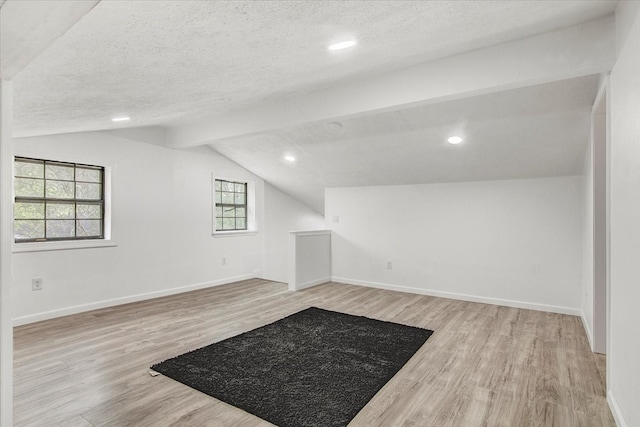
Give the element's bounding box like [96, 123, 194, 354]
[151, 307, 433, 427]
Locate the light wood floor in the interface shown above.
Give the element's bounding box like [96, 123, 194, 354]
[14, 279, 615, 426]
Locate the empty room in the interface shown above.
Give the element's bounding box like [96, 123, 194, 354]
[1, 1, 639, 426]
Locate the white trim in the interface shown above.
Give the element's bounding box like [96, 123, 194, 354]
[0, 77, 14, 427]
[592, 74, 609, 116]
[607, 390, 627, 427]
[212, 230, 257, 238]
[12, 273, 255, 326]
[590, 75, 608, 355]
[212, 175, 258, 235]
[290, 276, 330, 292]
[13, 159, 113, 246]
[289, 230, 331, 236]
[331, 276, 582, 316]
[13, 239, 117, 253]
[581, 310, 595, 351]
[103, 165, 113, 240]
[288, 231, 297, 291]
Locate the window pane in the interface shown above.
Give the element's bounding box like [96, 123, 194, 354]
[46, 180, 74, 199]
[215, 218, 223, 231]
[222, 207, 235, 218]
[15, 160, 44, 178]
[215, 206, 222, 218]
[46, 203, 75, 219]
[15, 220, 45, 240]
[15, 177, 44, 198]
[46, 163, 74, 181]
[46, 220, 75, 238]
[222, 181, 234, 192]
[214, 180, 221, 191]
[235, 183, 245, 193]
[76, 182, 101, 200]
[215, 191, 222, 203]
[77, 204, 101, 219]
[76, 167, 101, 183]
[77, 220, 102, 237]
[236, 207, 246, 217]
[15, 157, 104, 243]
[221, 192, 234, 204]
[235, 193, 246, 205]
[236, 218, 246, 229]
[222, 218, 236, 230]
[14, 202, 44, 219]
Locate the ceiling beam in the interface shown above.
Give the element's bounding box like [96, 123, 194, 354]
[167, 15, 615, 149]
[0, 0, 101, 80]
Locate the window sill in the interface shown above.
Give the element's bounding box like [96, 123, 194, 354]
[13, 239, 118, 253]
[212, 230, 258, 238]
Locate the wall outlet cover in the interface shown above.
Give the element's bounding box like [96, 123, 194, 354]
[32, 277, 43, 291]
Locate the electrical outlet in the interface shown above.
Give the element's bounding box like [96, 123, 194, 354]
[32, 277, 43, 291]
[386, 261, 392, 270]
[221, 257, 227, 265]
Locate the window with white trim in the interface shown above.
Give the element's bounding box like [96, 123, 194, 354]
[214, 179, 248, 231]
[14, 157, 105, 242]
[212, 177, 257, 236]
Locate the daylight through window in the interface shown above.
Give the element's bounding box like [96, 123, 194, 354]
[214, 179, 247, 231]
[14, 157, 105, 242]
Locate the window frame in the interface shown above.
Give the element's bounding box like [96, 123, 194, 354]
[13, 156, 106, 243]
[214, 178, 248, 232]
[212, 176, 257, 237]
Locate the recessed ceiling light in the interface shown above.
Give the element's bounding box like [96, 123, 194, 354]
[111, 116, 130, 122]
[284, 155, 296, 162]
[328, 40, 357, 51]
[447, 136, 463, 145]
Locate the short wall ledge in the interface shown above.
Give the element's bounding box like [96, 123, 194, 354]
[288, 230, 332, 292]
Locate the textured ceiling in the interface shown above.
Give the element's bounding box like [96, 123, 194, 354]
[10, 0, 616, 136]
[0, 0, 100, 80]
[209, 75, 599, 212]
[4, 1, 614, 214]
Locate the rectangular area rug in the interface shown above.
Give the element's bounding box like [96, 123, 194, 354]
[151, 307, 433, 427]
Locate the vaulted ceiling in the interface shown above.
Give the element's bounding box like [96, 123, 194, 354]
[1, 0, 619, 213]
[209, 75, 599, 211]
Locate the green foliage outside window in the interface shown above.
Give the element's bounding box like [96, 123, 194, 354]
[214, 179, 247, 231]
[14, 157, 105, 242]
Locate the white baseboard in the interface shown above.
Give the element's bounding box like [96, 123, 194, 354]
[607, 390, 627, 427]
[581, 310, 595, 351]
[12, 273, 256, 326]
[290, 276, 331, 292]
[331, 276, 582, 316]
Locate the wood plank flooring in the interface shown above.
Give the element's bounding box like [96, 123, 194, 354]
[13, 279, 615, 426]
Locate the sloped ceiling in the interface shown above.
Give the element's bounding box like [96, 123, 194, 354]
[209, 75, 599, 212]
[2, 0, 617, 213]
[0, 0, 100, 80]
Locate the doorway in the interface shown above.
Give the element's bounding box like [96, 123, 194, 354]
[592, 81, 608, 355]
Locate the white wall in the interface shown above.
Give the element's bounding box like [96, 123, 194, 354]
[262, 183, 324, 283]
[288, 230, 331, 291]
[12, 130, 266, 324]
[0, 79, 14, 427]
[608, 2, 640, 426]
[326, 176, 583, 314]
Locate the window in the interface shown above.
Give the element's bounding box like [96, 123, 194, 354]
[14, 157, 105, 242]
[214, 179, 247, 231]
